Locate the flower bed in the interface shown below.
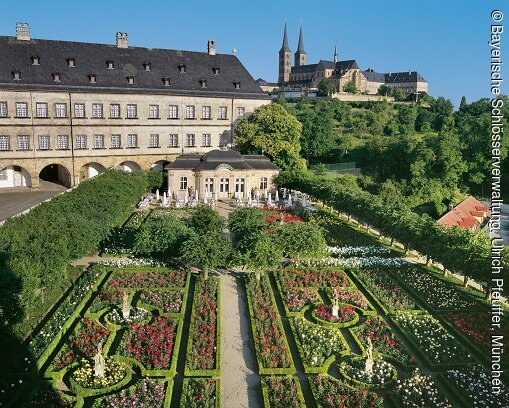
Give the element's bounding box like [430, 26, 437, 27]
[261, 376, 305, 407]
[139, 290, 184, 314]
[98, 258, 167, 268]
[324, 288, 373, 313]
[392, 313, 471, 367]
[89, 289, 124, 313]
[245, 274, 294, 374]
[185, 277, 220, 376]
[110, 269, 187, 288]
[392, 268, 479, 310]
[120, 316, 178, 371]
[53, 318, 110, 371]
[99, 379, 168, 408]
[353, 316, 414, 366]
[71, 357, 126, 389]
[339, 357, 397, 389]
[392, 372, 452, 407]
[107, 306, 148, 326]
[310, 374, 383, 408]
[443, 311, 509, 353]
[284, 288, 319, 313]
[277, 268, 351, 288]
[312, 304, 359, 328]
[180, 378, 219, 408]
[291, 317, 347, 371]
[26, 383, 74, 407]
[353, 269, 416, 312]
[445, 365, 509, 407]
[295, 256, 406, 268]
[327, 245, 391, 257]
[265, 211, 304, 224]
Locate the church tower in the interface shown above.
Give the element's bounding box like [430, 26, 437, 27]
[278, 23, 292, 85]
[294, 25, 307, 66]
[334, 43, 338, 63]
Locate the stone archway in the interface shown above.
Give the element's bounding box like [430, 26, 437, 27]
[39, 163, 71, 188]
[79, 162, 106, 182]
[116, 161, 141, 173]
[0, 165, 32, 188]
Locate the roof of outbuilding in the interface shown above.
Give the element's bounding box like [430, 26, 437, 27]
[362, 69, 386, 83]
[437, 196, 490, 230]
[0, 36, 269, 99]
[385, 71, 427, 83]
[166, 150, 280, 171]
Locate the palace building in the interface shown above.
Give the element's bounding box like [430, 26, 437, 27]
[0, 23, 270, 189]
[277, 24, 428, 95]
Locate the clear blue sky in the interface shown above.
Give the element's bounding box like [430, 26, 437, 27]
[0, 0, 506, 107]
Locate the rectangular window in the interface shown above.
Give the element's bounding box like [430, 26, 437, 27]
[127, 134, 138, 148]
[169, 134, 178, 147]
[202, 106, 211, 119]
[169, 105, 178, 119]
[57, 135, 69, 150]
[16, 102, 28, 118]
[186, 105, 195, 119]
[127, 104, 137, 118]
[149, 134, 159, 148]
[18, 135, 30, 150]
[92, 103, 103, 118]
[0, 136, 10, 150]
[111, 134, 121, 149]
[218, 106, 227, 120]
[0, 102, 7, 117]
[110, 104, 120, 118]
[149, 105, 159, 119]
[75, 135, 87, 149]
[74, 103, 85, 118]
[36, 103, 48, 118]
[38, 135, 50, 150]
[180, 176, 188, 190]
[186, 134, 195, 147]
[55, 103, 67, 118]
[94, 134, 104, 149]
[237, 107, 245, 118]
[202, 134, 211, 147]
[260, 177, 268, 190]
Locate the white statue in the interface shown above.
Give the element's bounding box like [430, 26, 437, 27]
[94, 342, 105, 378]
[365, 336, 374, 373]
[122, 290, 130, 320]
[332, 287, 340, 317]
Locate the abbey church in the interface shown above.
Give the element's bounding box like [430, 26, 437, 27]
[278, 24, 428, 95]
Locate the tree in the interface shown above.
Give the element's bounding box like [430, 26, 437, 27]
[229, 208, 267, 255]
[343, 81, 357, 94]
[234, 103, 306, 171]
[378, 85, 391, 96]
[245, 234, 281, 282]
[297, 104, 337, 161]
[180, 232, 231, 280]
[274, 221, 326, 261]
[146, 169, 164, 190]
[391, 89, 406, 101]
[317, 79, 337, 97]
[186, 206, 225, 235]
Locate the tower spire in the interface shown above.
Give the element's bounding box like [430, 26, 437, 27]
[334, 42, 338, 63]
[294, 24, 307, 66]
[280, 23, 290, 52]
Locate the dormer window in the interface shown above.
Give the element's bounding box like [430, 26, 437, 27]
[163, 77, 171, 87]
[67, 58, 76, 68]
[143, 62, 151, 71]
[213, 67, 220, 75]
[31, 56, 40, 65]
[200, 79, 207, 88]
[107, 60, 114, 70]
[12, 70, 21, 81]
[233, 81, 241, 89]
[53, 72, 61, 83]
[127, 76, 135, 85]
[88, 74, 97, 84]
[178, 64, 186, 73]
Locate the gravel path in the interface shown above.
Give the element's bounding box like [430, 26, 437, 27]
[220, 271, 260, 408]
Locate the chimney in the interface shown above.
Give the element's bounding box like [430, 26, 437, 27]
[16, 22, 30, 41]
[116, 32, 128, 48]
[207, 40, 216, 56]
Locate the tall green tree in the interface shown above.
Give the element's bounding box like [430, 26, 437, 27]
[343, 81, 357, 94]
[317, 79, 337, 97]
[234, 103, 306, 171]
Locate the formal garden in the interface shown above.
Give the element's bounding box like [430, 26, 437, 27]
[0, 169, 508, 407]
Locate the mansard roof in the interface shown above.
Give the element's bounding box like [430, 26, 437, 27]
[0, 36, 269, 99]
[362, 69, 386, 83]
[166, 150, 280, 171]
[385, 71, 427, 83]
